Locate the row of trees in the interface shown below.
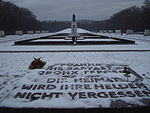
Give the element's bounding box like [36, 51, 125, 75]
[0, 0, 41, 34]
[0, 0, 71, 34]
[0, 0, 150, 34]
[41, 21, 70, 32]
[79, 0, 150, 32]
[101, 0, 150, 32]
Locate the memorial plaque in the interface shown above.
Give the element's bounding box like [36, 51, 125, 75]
[0, 63, 149, 108]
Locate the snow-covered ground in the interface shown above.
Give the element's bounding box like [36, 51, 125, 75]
[0, 28, 150, 108]
[0, 28, 150, 51]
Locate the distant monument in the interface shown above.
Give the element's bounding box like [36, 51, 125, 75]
[69, 14, 80, 45]
[14, 14, 135, 46]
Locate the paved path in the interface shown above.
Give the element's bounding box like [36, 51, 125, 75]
[0, 50, 150, 53]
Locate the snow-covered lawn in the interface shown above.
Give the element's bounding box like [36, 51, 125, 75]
[0, 28, 150, 51]
[0, 28, 150, 108]
[0, 33, 52, 44]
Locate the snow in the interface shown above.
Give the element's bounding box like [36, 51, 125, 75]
[78, 39, 117, 41]
[56, 28, 91, 34]
[0, 28, 150, 51]
[0, 28, 150, 108]
[31, 39, 71, 42]
[31, 39, 117, 42]
[0, 33, 52, 43]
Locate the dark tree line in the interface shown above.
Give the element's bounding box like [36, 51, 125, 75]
[0, 0, 71, 34]
[41, 21, 70, 32]
[0, 0, 41, 34]
[103, 0, 150, 32]
[78, 0, 150, 32]
[0, 0, 150, 34]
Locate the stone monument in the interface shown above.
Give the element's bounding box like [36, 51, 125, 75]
[69, 14, 80, 45]
[126, 30, 134, 34]
[115, 30, 121, 34]
[144, 29, 150, 36]
[15, 30, 23, 35]
[27, 31, 34, 34]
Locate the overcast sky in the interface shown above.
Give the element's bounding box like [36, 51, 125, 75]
[4, 0, 144, 21]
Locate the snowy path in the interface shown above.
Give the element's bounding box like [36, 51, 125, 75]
[0, 50, 150, 53]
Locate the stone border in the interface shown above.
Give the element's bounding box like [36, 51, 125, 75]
[14, 33, 135, 45]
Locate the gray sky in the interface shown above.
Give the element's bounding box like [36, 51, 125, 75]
[4, 0, 144, 21]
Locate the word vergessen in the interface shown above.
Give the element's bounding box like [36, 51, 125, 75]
[15, 90, 150, 101]
[14, 82, 150, 100]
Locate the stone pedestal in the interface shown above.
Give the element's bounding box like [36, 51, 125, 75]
[35, 31, 41, 34]
[115, 30, 121, 34]
[144, 29, 150, 36]
[99, 30, 103, 33]
[45, 31, 49, 33]
[15, 30, 23, 35]
[41, 31, 46, 33]
[0, 30, 5, 37]
[102, 30, 107, 33]
[126, 30, 133, 34]
[108, 30, 113, 33]
[27, 31, 34, 34]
